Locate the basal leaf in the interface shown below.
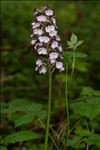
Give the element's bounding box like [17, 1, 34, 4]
[24, 103, 43, 115]
[15, 114, 34, 127]
[3, 131, 39, 145]
[36, 110, 47, 120]
[8, 99, 43, 115]
[8, 98, 31, 113]
[71, 96, 100, 119]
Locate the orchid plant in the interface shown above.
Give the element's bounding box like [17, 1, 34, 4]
[31, 6, 64, 150]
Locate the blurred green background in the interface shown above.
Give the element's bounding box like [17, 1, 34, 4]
[1, 1, 100, 102]
[1, 1, 100, 149]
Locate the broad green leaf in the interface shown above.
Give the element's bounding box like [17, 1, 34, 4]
[70, 33, 78, 44]
[81, 87, 100, 96]
[8, 99, 31, 113]
[0, 146, 7, 150]
[24, 103, 43, 115]
[85, 134, 100, 148]
[71, 96, 100, 119]
[3, 131, 39, 145]
[36, 110, 47, 120]
[8, 99, 43, 115]
[15, 114, 34, 127]
[67, 41, 73, 47]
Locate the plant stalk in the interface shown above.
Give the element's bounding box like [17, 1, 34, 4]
[44, 64, 52, 150]
[38, 119, 59, 150]
[68, 48, 76, 90]
[65, 62, 70, 138]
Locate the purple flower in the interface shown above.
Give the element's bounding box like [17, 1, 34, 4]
[31, 6, 64, 74]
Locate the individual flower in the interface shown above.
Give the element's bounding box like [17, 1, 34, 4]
[49, 30, 57, 37]
[31, 6, 64, 74]
[51, 41, 59, 49]
[56, 61, 64, 72]
[58, 46, 62, 52]
[33, 28, 43, 35]
[31, 39, 36, 45]
[45, 9, 53, 16]
[32, 22, 40, 29]
[39, 36, 50, 43]
[49, 52, 58, 60]
[39, 66, 47, 74]
[37, 15, 47, 22]
[37, 48, 47, 55]
[36, 59, 43, 67]
[45, 25, 55, 33]
[51, 17, 56, 25]
[56, 35, 61, 41]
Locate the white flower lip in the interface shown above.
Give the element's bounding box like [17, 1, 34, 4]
[34, 11, 38, 16]
[45, 9, 53, 16]
[56, 61, 64, 71]
[39, 36, 50, 43]
[33, 28, 43, 35]
[37, 48, 47, 55]
[39, 66, 47, 74]
[51, 41, 59, 49]
[50, 59, 56, 64]
[58, 46, 62, 52]
[51, 17, 56, 25]
[36, 59, 43, 67]
[49, 52, 58, 59]
[37, 15, 47, 22]
[32, 22, 40, 29]
[45, 25, 55, 33]
[56, 35, 61, 41]
[34, 43, 43, 50]
[49, 30, 57, 37]
[31, 39, 36, 45]
[31, 6, 64, 73]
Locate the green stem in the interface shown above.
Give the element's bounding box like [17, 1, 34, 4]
[68, 119, 81, 134]
[68, 48, 76, 90]
[38, 119, 59, 150]
[65, 62, 70, 138]
[44, 64, 52, 150]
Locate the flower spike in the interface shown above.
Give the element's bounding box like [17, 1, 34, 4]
[31, 6, 64, 74]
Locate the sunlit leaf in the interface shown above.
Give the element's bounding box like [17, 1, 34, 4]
[75, 41, 83, 47]
[70, 33, 78, 44]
